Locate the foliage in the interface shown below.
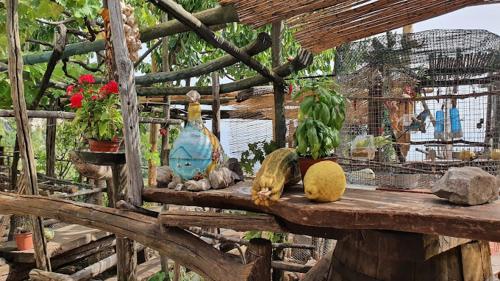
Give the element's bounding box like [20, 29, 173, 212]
[293, 79, 346, 159]
[68, 74, 123, 141]
[239, 140, 278, 175]
[244, 230, 287, 243]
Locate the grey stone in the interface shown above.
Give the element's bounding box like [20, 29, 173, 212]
[185, 179, 211, 191]
[156, 166, 174, 188]
[209, 167, 235, 189]
[432, 167, 499, 205]
[225, 158, 244, 181]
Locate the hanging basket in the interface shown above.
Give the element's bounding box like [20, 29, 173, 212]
[88, 139, 121, 153]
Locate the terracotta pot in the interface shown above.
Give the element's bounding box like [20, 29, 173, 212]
[15, 232, 33, 251]
[298, 155, 337, 180]
[88, 139, 121, 153]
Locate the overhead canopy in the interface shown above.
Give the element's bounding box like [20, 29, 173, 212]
[220, 0, 500, 53]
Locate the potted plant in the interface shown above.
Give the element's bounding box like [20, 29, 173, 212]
[67, 74, 123, 152]
[14, 217, 33, 251]
[293, 79, 346, 177]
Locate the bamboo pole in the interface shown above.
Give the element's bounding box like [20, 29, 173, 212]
[5, 0, 51, 271]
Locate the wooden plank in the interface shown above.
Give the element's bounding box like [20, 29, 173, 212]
[6, 0, 50, 270]
[0, 224, 112, 263]
[211, 72, 221, 139]
[148, 0, 284, 85]
[142, 182, 500, 242]
[160, 210, 284, 232]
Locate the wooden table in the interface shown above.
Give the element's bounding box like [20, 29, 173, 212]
[143, 181, 499, 281]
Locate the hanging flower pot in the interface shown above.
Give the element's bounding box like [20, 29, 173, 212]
[88, 138, 121, 153]
[15, 232, 33, 251]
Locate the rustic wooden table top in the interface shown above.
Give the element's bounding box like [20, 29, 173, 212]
[143, 181, 500, 242]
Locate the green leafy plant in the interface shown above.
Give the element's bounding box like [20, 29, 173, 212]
[240, 140, 278, 175]
[293, 79, 346, 159]
[68, 74, 123, 141]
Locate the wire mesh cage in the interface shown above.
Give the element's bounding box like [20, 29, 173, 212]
[332, 29, 500, 188]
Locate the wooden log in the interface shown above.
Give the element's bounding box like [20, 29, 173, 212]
[51, 235, 116, 269]
[0, 192, 261, 281]
[138, 49, 313, 96]
[271, 261, 312, 273]
[148, 123, 159, 187]
[105, 257, 162, 281]
[9, 5, 238, 67]
[0, 109, 183, 125]
[148, 0, 284, 85]
[6, 0, 50, 271]
[160, 210, 283, 232]
[38, 183, 78, 194]
[211, 72, 221, 139]
[45, 105, 57, 178]
[245, 238, 272, 281]
[134, 32, 271, 85]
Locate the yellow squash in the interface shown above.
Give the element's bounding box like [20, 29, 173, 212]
[252, 148, 301, 206]
[304, 161, 346, 202]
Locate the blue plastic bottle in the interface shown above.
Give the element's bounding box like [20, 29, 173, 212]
[450, 107, 463, 138]
[434, 110, 444, 140]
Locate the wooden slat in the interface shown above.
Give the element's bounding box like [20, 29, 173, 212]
[160, 210, 284, 232]
[142, 182, 500, 242]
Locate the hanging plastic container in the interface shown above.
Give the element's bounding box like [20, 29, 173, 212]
[450, 107, 463, 138]
[434, 110, 444, 140]
[169, 91, 214, 181]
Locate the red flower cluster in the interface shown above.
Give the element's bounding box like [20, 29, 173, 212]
[159, 128, 168, 136]
[66, 74, 119, 109]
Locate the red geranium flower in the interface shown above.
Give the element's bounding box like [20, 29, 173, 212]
[69, 93, 84, 108]
[159, 128, 168, 136]
[66, 84, 75, 96]
[91, 95, 98, 101]
[78, 74, 95, 84]
[99, 80, 119, 95]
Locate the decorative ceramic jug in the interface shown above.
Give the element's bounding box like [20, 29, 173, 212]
[169, 91, 222, 180]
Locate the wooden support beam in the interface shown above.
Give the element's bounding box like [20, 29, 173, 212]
[271, 261, 312, 273]
[160, 210, 284, 232]
[108, 2, 143, 280]
[70, 253, 117, 280]
[148, 0, 284, 85]
[272, 20, 286, 148]
[133, 32, 271, 85]
[0, 192, 265, 281]
[30, 269, 74, 281]
[245, 238, 272, 281]
[211, 72, 221, 140]
[138, 49, 313, 96]
[5, 0, 50, 271]
[301, 251, 333, 281]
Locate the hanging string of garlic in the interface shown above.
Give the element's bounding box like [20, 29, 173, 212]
[121, 2, 141, 63]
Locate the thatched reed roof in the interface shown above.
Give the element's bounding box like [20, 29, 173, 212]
[219, 0, 498, 53]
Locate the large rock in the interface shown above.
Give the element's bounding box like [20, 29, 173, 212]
[432, 167, 499, 205]
[156, 166, 174, 188]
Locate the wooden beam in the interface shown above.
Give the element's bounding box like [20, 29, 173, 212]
[160, 210, 284, 232]
[0, 109, 183, 125]
[3, 5, 238, 67]
[301, 251, 333, 281]
[70, 253, 117, 280]
[30, 269, 74, 281]
[5, 0, 50, 271]
[272, 20, 286, 148]
[271, 261, 312, 273]
[211, 72, 221, 139]
[0, 192, 264, 281]
[133, 32, 271, 85]
[138, 49, 313, 96]
[148, 0, 284, 85]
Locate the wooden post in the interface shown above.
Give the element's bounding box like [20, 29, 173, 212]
[245, 238, 272, 281]
[6, 0, 50, 271]
[211, 72, 221, 140]
[45, 100, 57, 178]
[149, 123, 159, 187]
[108, 1, 143, 280]
[272, 21, 286, 148]
[107, 0, 143, 205]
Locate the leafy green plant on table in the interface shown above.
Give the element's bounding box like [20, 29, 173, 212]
[293, 80, 346, 159]
[68, 74, 123, 142]
[239, 140, 278, 175]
